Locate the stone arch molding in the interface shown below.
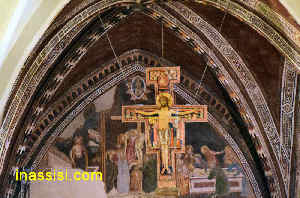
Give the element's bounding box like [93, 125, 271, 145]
[11, 7, 282, 197]
[280, 58, 298, 196]
[191, 0, 300, 69]
[30, 64, 263, 198]
[236, 0, 300, 49]
[0, 0, 297, 197]
[0, 2, 282, 198]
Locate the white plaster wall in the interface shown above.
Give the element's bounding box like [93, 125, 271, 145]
[0, 0, 70, 123]
[279, 0, 300, 25]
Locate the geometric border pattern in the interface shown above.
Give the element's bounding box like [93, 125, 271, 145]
[169, 0, 283, 161]
[232, 0, 300, 47]
[0, 3, 277, 198]
[1, 1, 299, 197]
[236, 0, 300, 48]
[280, 59, 298, 196]
[197, 0, 300, 71]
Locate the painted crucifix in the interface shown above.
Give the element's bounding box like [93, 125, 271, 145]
[122, 67, 207, 188]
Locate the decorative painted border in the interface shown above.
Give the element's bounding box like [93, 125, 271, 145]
[2, 4, 280, 197]
[280, 59, 298, 196]
[2, 0, 300, 172]
[31, 64, 263, 198]
[194, 0, 300, 71]
[0, 1, 296, 197]
[294, 97, 300, 198]
[24, 9, 134, 139]
[235, 0, 300, 48]
[17, 8, 278, 195]
[237, 0, 257, 7]
[0, 18, 93, 171]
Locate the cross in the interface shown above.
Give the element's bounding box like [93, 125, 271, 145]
[122, 67, 207, 188]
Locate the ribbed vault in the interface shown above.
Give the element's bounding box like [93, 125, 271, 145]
[0, 1, 299, 198]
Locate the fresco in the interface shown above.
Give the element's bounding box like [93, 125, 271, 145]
[35, 74, 255, 198]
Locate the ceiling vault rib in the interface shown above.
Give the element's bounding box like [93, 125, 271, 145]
[280, 58, 298, 196]
[193, 0, 300, 71]
[22, 9, 133, 146]
[17, 8, 280, 196]
[4, 5, 276, 196]
[234, 0, 300, 49]
[0, 1, 299, 197]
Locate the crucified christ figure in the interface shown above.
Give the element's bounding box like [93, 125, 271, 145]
[136, 93, 197, 175]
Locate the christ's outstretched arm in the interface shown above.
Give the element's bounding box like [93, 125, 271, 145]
[136, 110, 158, 116]
[172, 109, 197, 116]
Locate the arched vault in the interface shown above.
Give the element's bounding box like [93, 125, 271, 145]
[0, 1, 299, 198]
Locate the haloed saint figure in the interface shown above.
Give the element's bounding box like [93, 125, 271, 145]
[131, 76, 146, 99]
